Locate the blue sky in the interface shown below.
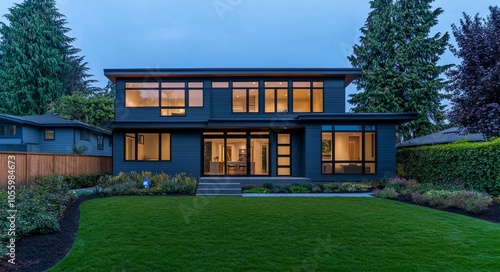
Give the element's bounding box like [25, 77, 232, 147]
[0, 0, 497, 108]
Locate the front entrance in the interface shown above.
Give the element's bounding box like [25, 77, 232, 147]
[203, 132, 269, 176]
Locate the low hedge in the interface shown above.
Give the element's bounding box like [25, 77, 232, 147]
[397, 138, 500, 194]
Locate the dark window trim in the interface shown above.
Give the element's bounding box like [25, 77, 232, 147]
[124, 132, 172, 162]
[321, 124, 377, 175]
[202, 131, 270, 177]
[291, 81, 324, 113]
[97, 135, 104, 150]
[276, 133, 292, 176]
[44, 128, 55, 140]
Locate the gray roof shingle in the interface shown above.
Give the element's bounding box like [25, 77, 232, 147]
[397, 127, 484, 147]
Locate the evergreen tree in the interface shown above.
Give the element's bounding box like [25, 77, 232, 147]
[446, 6, 500, 138]
[0, 0, 95, 115]
[55, 92, 114, 126]
[348, 0, 450, 140]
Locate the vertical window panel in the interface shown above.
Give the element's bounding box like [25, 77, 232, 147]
[265, 89, 275, 113]
[233, 89, 247, 112]
[189, 89, 203, 107]
[161, 133, 171, 160]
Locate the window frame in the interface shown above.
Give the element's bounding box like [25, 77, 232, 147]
[232, 82, 259, 113]
[97, 135, 104, 150]
[124, 132, 171, 162]
[44, 128, 55, 140]
[321, 125, 377, 175]
[292, 81, 324, 113]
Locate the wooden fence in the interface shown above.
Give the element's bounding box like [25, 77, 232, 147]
[0, 152, 112, 189]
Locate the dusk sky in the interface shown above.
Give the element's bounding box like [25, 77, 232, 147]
[0, 0, 497, 108]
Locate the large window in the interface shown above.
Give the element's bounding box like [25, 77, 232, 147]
[265, 82, 288, 113]
[189, 82, 204, 107]
[292, 81, 323, 113]
[125, 81, 203, 116]
[161, 82, 186, 116]
[232, 82, 259, 113]
[125, 133, 171, 161]
[203, 132, 269, 176]
[321, 125, 376, 174]
[125, 82, 159, 107]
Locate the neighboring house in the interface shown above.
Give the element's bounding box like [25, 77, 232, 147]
[105, 68, 416, 181]
[397, 127, 485, 148]
[0, 114, 112, 156]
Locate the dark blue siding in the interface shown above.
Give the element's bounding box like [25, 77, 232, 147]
[22, 126, 39, 144]
[75, 130, 112, 156]
[38, 128, 75, 154]
[324, 79, 345, 113]
[113, 131, 201, 177]
[291, 129, 305, 177]
[303, 125, 321, 179]
[376, 124, 397, 177]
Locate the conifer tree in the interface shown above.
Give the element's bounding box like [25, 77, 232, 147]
[348, 0, 450, 140]
[0, 0, 95, 115]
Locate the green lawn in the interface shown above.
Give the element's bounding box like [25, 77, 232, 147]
[49, 197, 500, 272]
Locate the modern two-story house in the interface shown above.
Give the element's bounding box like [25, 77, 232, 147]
[105, 68, 416, 181]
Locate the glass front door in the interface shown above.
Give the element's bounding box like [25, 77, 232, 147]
[203, 132, 269, 176]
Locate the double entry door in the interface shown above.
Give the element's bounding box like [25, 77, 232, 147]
[203, 132, 269, 176]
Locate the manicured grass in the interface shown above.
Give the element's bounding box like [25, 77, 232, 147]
[50, 197, 500, 271]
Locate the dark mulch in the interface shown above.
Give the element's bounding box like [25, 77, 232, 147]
[0, 195, 99, 272]
[1, 194, 499, 272]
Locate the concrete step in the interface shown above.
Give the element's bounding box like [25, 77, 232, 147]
[196, 188, 242, 194]
[196, 182, 242, 196]
[198, 183, 241, 189]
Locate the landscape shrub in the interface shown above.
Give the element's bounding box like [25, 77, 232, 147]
[311, 185, 322, 193]
[243, 187, 270, 193]
[65, 174, 101, 189]
[290, 185, 309, 193]
[338, 182, 372, 192]
[270, 186, 289, 193]
[0, 174, 75, 246]
[397, 138, 500, 194]
[97, 172, 198, 196]
[418, 190, 493, 214]
[372, 188, 399, 199]
[323, 183, 339, 191]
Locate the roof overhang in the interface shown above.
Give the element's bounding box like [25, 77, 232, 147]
[296, 113, 418, 124]
[103, 68, 362, 87]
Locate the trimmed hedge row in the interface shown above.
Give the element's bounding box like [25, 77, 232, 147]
[397, 138, 500, 194]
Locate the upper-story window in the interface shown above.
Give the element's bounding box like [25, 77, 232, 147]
[188, 82, 204, 107]
[0, 125, 6, 136]
[161, 82, 186, 116]
[233, 81, 259, 113]
[125, 81, 204, 117]
[265, 82, 288, 113]
[125, 82, 159, 107]
[292, 81, 323, 113]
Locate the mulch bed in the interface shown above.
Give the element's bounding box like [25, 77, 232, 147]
[1, 194, 499, 272]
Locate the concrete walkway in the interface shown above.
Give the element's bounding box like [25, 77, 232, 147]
[243, 193, 373, 197]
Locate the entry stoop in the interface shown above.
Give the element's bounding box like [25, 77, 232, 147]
[196, 182, 242, 196]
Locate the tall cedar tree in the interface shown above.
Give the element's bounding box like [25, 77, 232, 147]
[446, 6, 500, 138]
[348, 0, 450, 141]
[0, 0, 95, 115]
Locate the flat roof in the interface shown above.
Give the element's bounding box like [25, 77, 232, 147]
[103, 68, 362, 87]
